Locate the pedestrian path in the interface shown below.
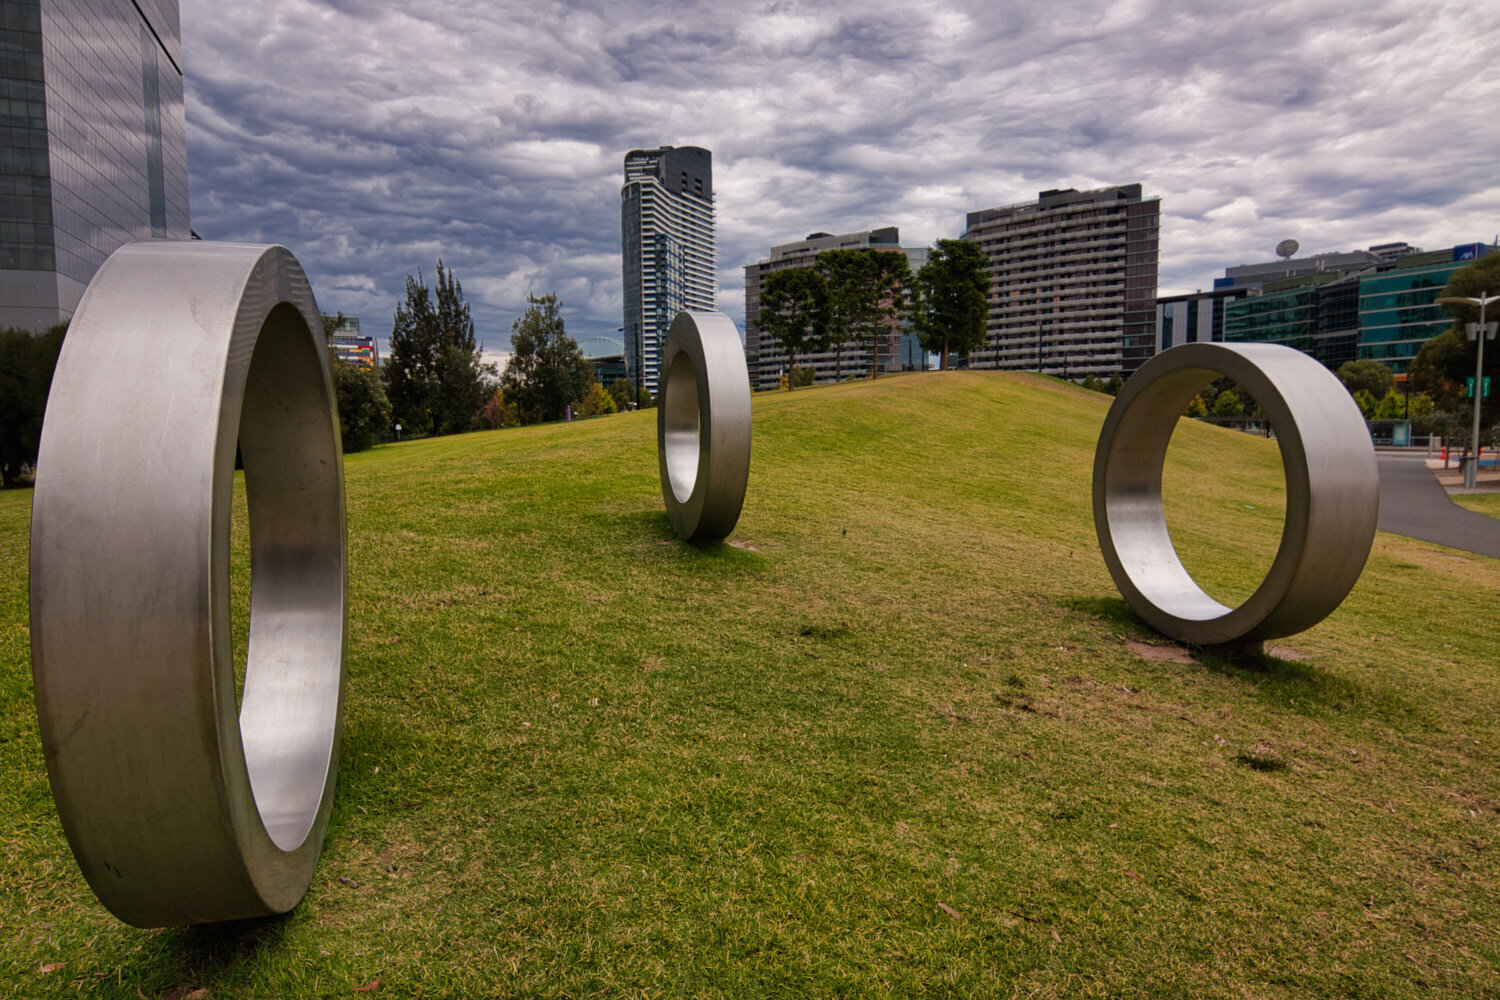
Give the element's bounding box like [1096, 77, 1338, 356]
[1376, 453, 1500, 559]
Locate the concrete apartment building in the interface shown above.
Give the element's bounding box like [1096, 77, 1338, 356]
[742, 226, 926, 391]
[619, 145, 716, 397]
[0, 0, 190, 329]
[963, 184, 1159, 378]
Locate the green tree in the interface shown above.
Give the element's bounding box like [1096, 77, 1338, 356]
[909, 239, 990, 370]
[1183, 394, 1207, 418]
[477, 387, 520, 429]
[574, 381, 617, 417]
[383, 262, 492, 437]
[1372, 389, 1407, 420]
[330, 361, 392, 452]
[1213, 389, 1243, 417]
[814, 249, 910, 381]
[1335, 359, 1395, 400]
[758, 267, 830, 390]
[501, 293, 593, 424]
[606, 377, 652, 410]
[321, 312, 392, 453]
[815, 249, 869, 382]
[1438, 252, 1500, 328]
[0, 323, 65, 487]
[862, 251, 912, 378]
[606, 377, 635, 411]
[1424, 253, 1500, 418]
[1407, 329, 1469, 409]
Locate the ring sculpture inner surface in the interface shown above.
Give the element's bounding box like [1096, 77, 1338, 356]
[657, 310, 751, 542]
[29, 241, 347, 927]
[1092, 342, 1377, 646]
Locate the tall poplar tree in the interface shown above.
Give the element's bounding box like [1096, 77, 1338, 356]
[383, 261, 491, 436]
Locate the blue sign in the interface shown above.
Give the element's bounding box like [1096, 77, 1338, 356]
[1454, 243, 1484, 262]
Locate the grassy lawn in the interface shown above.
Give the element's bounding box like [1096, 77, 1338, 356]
[1453, 491, 1500, 519]
[1, 371, 1496, 998]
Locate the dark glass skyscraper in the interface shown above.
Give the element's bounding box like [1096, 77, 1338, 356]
[620, 145, 715, 396]
[0, 0, 189, 329]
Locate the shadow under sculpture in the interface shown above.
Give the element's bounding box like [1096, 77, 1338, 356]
[1092, 342, 1378, 647]
[30, 241, 347, 927]
[658, 310, 751, 542]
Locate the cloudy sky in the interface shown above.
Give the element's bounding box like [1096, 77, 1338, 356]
[181, 0, 1500, 361]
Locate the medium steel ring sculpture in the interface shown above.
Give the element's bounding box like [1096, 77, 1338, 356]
[658, 310, 751, 542]
[30, 241, 347, 927]
[1092, 342, 1377, 646]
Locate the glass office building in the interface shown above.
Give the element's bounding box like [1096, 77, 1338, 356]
[1356, 249, 1484, 373]
[0, 0, 189, 329]
[1223, 284, 1320, 354]
[620, 145, 716, 397]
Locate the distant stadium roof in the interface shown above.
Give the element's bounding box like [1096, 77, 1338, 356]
[577, 336, 624, 359]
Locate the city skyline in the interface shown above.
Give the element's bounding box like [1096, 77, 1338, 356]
[179, 0, 1500, 357]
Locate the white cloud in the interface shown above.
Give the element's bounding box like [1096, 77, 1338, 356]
[182, 0, 1500, 336]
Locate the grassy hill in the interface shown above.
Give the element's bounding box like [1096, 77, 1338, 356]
[1, 371, 1496, 998]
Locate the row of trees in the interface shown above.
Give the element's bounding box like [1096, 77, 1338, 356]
[332, 264, 638, 452]
[757, 239, 990, 386]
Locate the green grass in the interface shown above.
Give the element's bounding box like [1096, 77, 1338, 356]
[1452, 491, 1500, 519]
[2, 371, 1497, 998]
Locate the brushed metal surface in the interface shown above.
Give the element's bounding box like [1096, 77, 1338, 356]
[1092, 342, 1377, 645]
[658, 310, 751, 541]
[30, 241, 347, 927]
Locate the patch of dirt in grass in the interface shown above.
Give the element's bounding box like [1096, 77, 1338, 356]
[1124, 639, 1195, 663]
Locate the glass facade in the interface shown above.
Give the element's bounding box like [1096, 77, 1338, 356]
[0, 0, 188, 329]
[1224, 286, 1318, 353]
[0, 0, 54, 274]
[1357, 258, 1466, 373]
[620, 145, 715, 396]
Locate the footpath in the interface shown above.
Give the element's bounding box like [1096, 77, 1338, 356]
[1375, 452, 1500, 559]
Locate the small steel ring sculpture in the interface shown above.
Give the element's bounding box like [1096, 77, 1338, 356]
[658, 310, 751, 542]
[30, 241, 347, 926]
[1092, 342, 1377, 646]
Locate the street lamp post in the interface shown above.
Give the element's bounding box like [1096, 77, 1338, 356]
[1436, 291, 1500, 489]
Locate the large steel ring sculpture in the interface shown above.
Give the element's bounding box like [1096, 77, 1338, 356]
[1092, 342, 1378, 646]
[30, 242, 347, 927]
[658, 310, 752, 542]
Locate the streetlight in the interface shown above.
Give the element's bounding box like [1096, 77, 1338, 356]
[1435, 291, 1500, 489]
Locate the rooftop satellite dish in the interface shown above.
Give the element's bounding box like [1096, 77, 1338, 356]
[1276, 239, 1300, 260]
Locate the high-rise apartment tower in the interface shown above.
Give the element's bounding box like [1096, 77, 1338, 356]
[0, 0, 191, 329]
[620, 145, 716, 396]
[964, 184, 1159, 377]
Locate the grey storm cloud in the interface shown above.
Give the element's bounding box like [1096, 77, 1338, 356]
[182, 0, 1500, 356]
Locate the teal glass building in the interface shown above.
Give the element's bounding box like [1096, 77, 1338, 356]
[1223, 284, 1318, 354]
[1356, 249, 1483, 373]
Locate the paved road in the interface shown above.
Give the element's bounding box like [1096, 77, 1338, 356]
[1376, 453, 1500, 559]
